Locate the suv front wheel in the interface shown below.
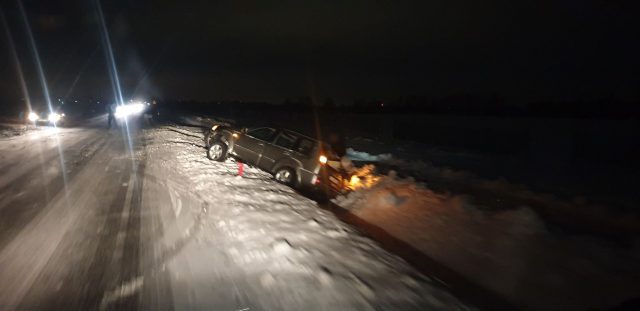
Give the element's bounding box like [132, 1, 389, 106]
[207, 142, 228, 161]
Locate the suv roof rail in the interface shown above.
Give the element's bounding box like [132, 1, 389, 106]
[280, 128, 322, 143]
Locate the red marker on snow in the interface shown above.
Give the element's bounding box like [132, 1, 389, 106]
[237, 161, 244, 177]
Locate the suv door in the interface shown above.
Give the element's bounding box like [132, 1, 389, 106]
[259, 131, 299, 171]
[234, 127, 276, 165]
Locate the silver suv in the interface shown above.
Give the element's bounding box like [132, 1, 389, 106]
[206, 125, 345, 195]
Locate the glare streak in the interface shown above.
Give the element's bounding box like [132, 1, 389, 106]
[95, 0, 124, 106]
[18, 0, 70, 201]
[95, 0, 136, 165]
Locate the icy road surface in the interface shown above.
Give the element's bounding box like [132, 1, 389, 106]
[0, 117, 472, 310]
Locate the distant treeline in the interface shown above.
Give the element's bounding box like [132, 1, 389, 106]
[159, 95, 640, 119]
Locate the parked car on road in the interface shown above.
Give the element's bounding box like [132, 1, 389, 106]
[206, 125, 346, 196]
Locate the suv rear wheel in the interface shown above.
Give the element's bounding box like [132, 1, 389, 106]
[274, 167, 296, 186]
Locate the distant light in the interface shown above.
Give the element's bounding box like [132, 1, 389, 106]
[115, 102, 145, 118]
[48, 112, 61, 122]
[28, 112, 38, 122]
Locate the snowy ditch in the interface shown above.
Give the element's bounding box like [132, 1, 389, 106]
[143, 125, 474, 311]
[154, 118, 640, 310]
[334, 150, 640, 311]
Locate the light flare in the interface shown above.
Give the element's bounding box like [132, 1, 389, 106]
[95, 0, 136, 168]
[18, 0, 70, 203]
[115, 103, 145, 118]
[48, 112, 62, 123]
[319, 155, 328, 165]
[28, 112, 38, 122]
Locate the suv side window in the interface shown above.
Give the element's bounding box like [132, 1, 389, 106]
[247, 128, 276, 142]
[295, 138, 315, 156]
[274, 132, 298, 150]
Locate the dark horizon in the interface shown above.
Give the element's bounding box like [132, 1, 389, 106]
[1, 0, 639, 110]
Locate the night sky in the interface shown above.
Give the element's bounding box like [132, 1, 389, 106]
[0, 0, 639, 107]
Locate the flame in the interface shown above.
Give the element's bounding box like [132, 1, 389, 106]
[346, 164, 380, 190]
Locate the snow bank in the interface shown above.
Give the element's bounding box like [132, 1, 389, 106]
[345, 146, 640, 237]
[346, 148, 393, 162]
[0, 123, 30, 138]
[333, 171, 640, 310]
[176, 115, 233, 128]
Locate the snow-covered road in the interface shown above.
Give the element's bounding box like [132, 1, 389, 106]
[0, 117, 473, 310]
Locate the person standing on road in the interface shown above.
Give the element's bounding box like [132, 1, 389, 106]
[107, 103, 117, 128]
